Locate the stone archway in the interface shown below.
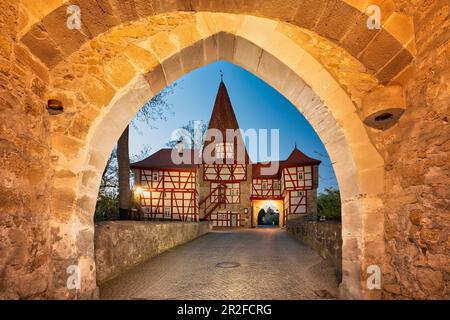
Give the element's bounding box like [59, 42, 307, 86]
[5, 1, 447, 301]
[257, 206, 280, 227]
[41, 12, 386, 300]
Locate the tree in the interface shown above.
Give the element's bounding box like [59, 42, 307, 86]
[117, 84, 177, 220]
[95, 147, 120, 222]
[166, 120, 208, 150]
[95, 145, 152, 222]
[98, 147, 119, 198]
[317, 187, 341, 220]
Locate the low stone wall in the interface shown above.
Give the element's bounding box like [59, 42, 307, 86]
[286, 219, 342, 281]
[94, 221, 212, 284]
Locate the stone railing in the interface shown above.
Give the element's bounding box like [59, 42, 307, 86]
[286, 218, 342, 282]
[94, 221, 212, 284]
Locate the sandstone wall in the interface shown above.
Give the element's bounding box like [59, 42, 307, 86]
[377, 1, 449, 300]
[0, 0, 448, 300]
[286, 219, 342, 282]
[0, 2, 54, 299]
[94, 221, 212, 284]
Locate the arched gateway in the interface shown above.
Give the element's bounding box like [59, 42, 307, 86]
[1, 1, 447, 300]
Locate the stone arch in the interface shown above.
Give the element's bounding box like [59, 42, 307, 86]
[20, 0, 415, 84]
[43, 13, 386, 300]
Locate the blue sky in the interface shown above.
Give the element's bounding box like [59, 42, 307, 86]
[129, 61, 338, 193]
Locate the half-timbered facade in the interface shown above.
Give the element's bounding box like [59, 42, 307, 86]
[131, 149, 199, 222]
[131, 80, 321, 228]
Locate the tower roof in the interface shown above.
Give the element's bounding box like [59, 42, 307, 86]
[207, 81, 241, 134]
[204, 80, 249, 164]
[281, 146, 321, 167]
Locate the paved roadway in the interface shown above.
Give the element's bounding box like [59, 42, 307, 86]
[100, 228, 339, 300]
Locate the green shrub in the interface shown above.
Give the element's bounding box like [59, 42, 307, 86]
[94, 195, 119, 222]
[317, 188, 341, 220]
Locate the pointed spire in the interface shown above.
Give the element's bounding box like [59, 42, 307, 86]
[207, 81, 240, 133]
[204, 80, 249, 164]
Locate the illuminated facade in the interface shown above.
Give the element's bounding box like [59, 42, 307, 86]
[131, 81, 320, 227]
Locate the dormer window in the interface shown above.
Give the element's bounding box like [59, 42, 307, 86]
[216, 142, 234, 159]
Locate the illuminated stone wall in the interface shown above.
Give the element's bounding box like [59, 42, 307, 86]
[0, 1, 447, 300]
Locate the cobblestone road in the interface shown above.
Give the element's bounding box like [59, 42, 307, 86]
[100, 228, 339, 300]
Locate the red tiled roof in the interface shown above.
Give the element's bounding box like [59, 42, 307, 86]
[207, 81, 241, 134]
[130, 149, 200, 170]
[281, 147, 321, 167]
[203, 81, 249, 164]
[252, 147, 321, 178]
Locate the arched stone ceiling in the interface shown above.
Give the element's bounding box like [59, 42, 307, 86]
[48, 12, 380, 112]
[19, 0, 415, 84]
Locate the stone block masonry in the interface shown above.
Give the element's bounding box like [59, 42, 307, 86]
[286, 219, 342, 282]
[94, 221, 212, 284]
[0, 1, 447, 300]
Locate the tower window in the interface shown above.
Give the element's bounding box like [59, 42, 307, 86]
[216, 142, 234, 159]
[298, 172, 304, 180]
[292, 190, 304, 197]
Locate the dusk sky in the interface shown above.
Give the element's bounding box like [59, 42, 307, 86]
[129, 61, 338, 193]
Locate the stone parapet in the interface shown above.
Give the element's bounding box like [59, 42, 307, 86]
[94, 221, 212, 284]
[286, 219, 342, 282]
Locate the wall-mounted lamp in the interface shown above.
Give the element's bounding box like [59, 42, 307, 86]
[362, 85, 406, 130]
[135, 187, 144, 194]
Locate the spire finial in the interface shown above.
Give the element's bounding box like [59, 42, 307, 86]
[220, 70, 224, 82]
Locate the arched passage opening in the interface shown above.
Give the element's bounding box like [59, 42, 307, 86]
[3, 0, 448, 302]
[10, 5, 414, 298]
[45, 14, 384, 299]
[257, 204, 281, 227]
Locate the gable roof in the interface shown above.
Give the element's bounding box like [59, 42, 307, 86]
[252, 147, 321, 178]
[130, 149, 200, 170]
[281, 146, 322, 167]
